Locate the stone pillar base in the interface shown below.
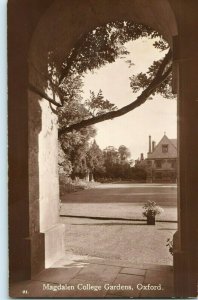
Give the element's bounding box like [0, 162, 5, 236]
[28, 232, 45, 278]
[43, 223, 65, 268]
[173, 232, 197, 297]
[10, 232, 45, 283]
[173, 250, 197, 297]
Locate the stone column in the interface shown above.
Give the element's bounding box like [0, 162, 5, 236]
[8, 1, 46, 282]
[172, 1, 198, 297]
[28, 44, 66, 268]
[28, 90, 65, 269]
[8, 0, 65, 281]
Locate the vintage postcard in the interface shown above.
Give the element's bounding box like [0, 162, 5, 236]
[8, 0, 198, 298]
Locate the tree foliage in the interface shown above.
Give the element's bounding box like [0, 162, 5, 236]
[58, 84, 97, 179]
[29, 20, 174, 137]
[85, 90, 117, 117]
[54, 21, 173, 136]
[102, 145, 146, 181]
[130, 57, 173, 99]
[118, 145, 131, 162]
[59, 127, 97, 179]
[86, 140, 105, 179]
[59, 21, 158, 83]
[32, 20, 175, 182]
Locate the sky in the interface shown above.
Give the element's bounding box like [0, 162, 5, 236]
[82, 37, 177, 161]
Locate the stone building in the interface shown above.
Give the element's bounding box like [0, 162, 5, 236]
[146, 134, 177, 183]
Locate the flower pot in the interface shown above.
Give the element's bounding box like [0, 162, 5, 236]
[147, 215, 155, 225]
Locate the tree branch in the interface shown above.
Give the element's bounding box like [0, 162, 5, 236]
[28, 83, 63, 107]
[59, 32, 88, 85]
[153, 49, 172, 80]
[58, 51, 172, 137]
[29, 60, 66, 106]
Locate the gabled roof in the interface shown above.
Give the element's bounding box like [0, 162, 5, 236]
[147, 135, 177, 159]
[170, 139, 177, 149]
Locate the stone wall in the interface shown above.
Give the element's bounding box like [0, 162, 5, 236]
[28, 49, 65, 267]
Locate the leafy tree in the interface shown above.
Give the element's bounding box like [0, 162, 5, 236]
[30, 20, 173, 184]
[118, 145, 131, 162]
[85, 90, 117, 117]
[102, 145, 131, 179]
[102, 146, 119, 178]
[103, 146, 120, 164]
[58, 88, 97, 179]
[54, 67, 98, 180]
[58, 21, 160, 82]
[97, 144, 147, 181]
[130, 166, 147, 181]
[60, 128, 97, 180]
[70, 145, 89, 179]
[86, 140, 105, 180]
[29, 21, 173, 136]
[58, 143, 73, 177]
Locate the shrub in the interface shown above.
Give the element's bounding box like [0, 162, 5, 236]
[142, 200, 164, 218]
[166, 238, 173, 255]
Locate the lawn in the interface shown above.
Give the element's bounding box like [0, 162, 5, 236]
[60, 183, 177, 221]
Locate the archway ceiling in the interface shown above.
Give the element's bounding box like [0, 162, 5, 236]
[30, 0, 177, 73]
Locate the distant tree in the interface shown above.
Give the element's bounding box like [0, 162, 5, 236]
[58, 99, 97, 180]
[130, 166, 147, 181]
[70, 145, 89, 179]
[102, 146, 118, 178]
[102, 145, 131, 179]
[97, 144, 147, 181]
[60, 126, 96, 180]
[86, 140, 105, 180]
[58, 143, 73, 177]
[118, 145, 131, 162]
[57, 74, 98, 180]
[104, 146, 119, 164]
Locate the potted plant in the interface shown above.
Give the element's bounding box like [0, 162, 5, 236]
[166, 238, 173, 255]
[142, 200, 164, 225]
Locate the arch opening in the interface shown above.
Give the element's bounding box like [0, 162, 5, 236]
[11, 0, 198, 298]
[29, 0, 178, 276]
[56, 20, 177, 270]
[26, 2, 179, 295]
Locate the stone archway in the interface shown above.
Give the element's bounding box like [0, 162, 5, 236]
[9, 0, 198, 297]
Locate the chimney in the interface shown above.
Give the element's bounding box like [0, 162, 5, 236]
[152, 141, 156, 152]
[140, 153, 144, 161]
[149, 135, 152, 153]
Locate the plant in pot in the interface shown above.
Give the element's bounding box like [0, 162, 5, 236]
[142, 200, 164, 225]
[166, 238, 173, 255]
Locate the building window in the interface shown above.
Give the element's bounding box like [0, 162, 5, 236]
[147, 160, 152, 166]
[168, 159, 176, 169]
[162, 144, 168, 153]
[155, 160, 162, 168]
[171, 160, 176, 169]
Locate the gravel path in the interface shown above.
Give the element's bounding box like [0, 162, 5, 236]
[60, 183, 177, 265]
[61, 217, 176, 266]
